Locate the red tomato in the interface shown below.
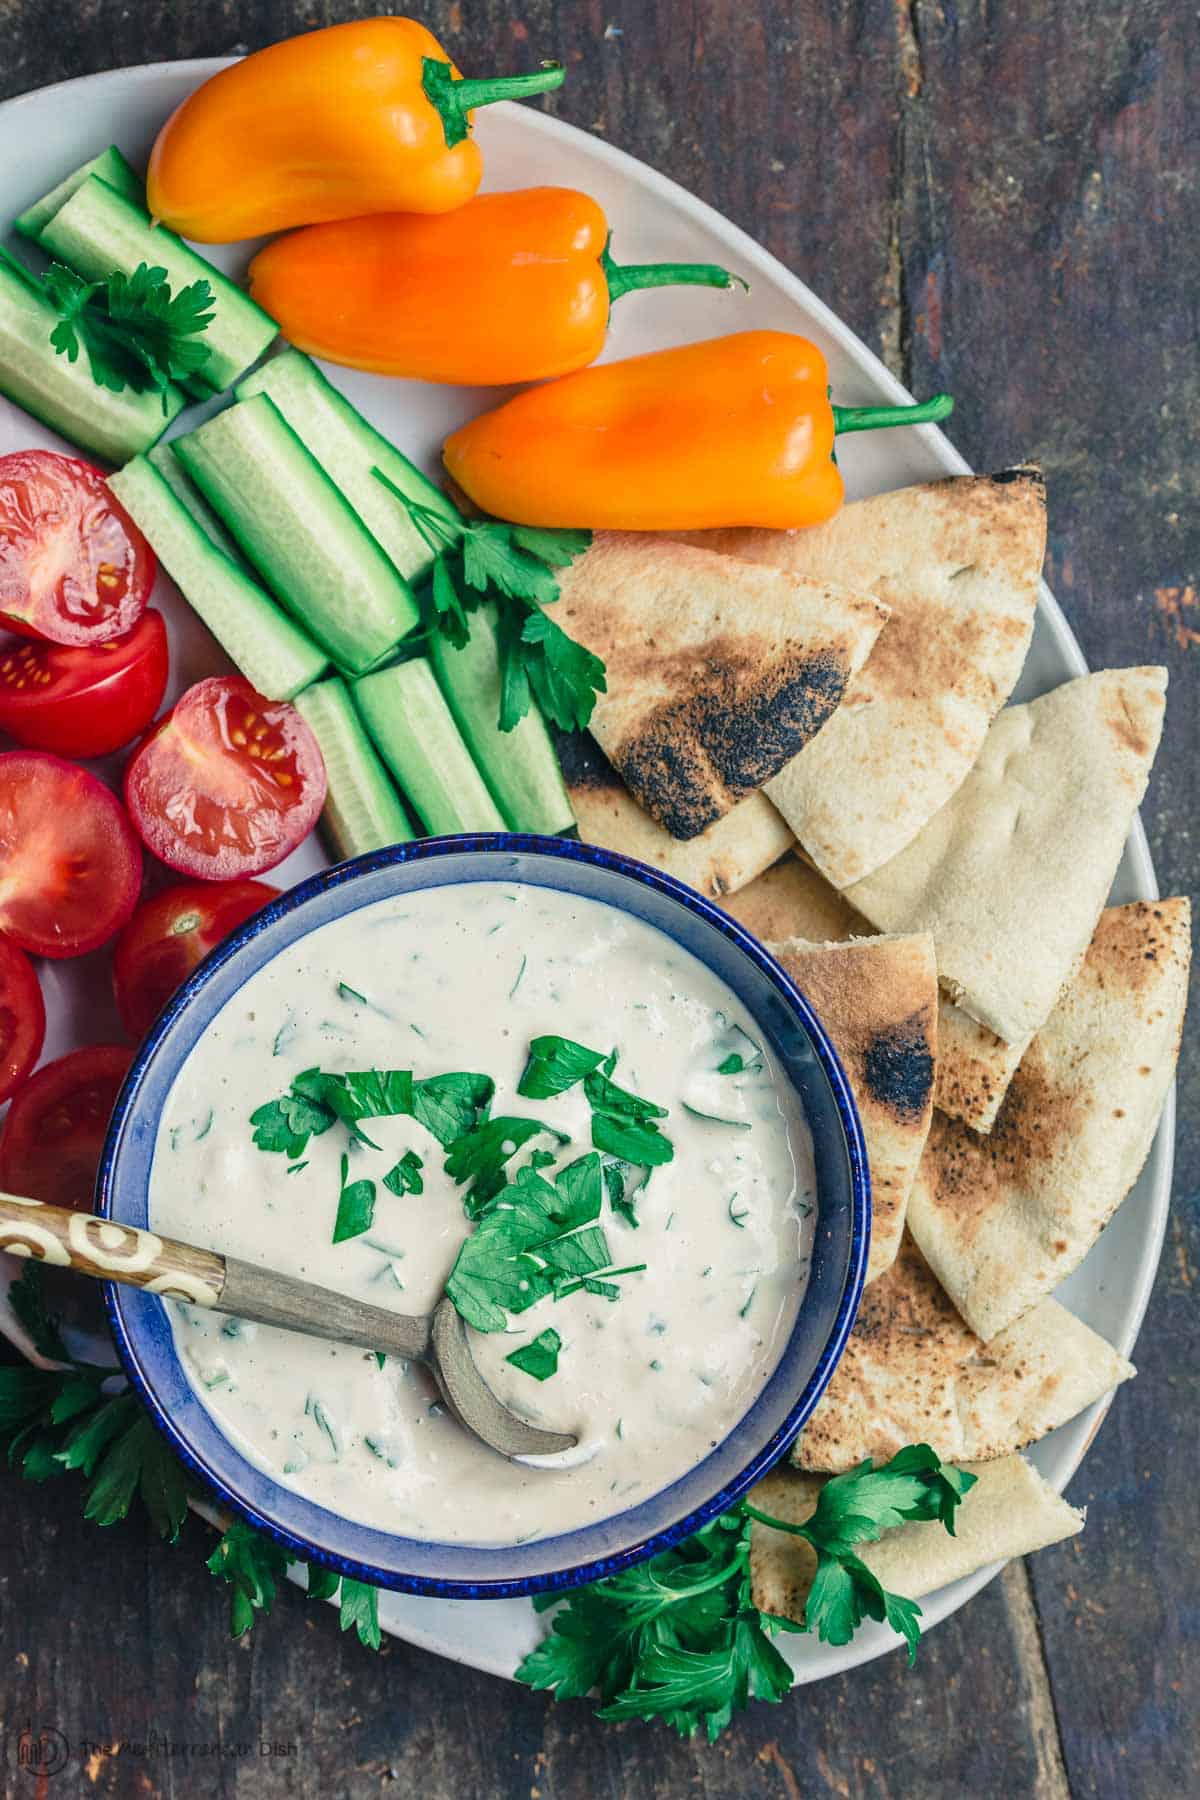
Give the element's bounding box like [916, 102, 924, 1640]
[113, 879, 279, 1038]
[0, 611, 169, 758]
[0, 1045, 133, 1210]
[0, 752, 143, 957]
[0, 451, 155, 646]
[124, 676, 326, 880]
[0, 937, 45, 1103]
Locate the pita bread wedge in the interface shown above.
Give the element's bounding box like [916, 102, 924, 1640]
[749, 1454, 1084, 1625]
[558, 732, 793, 899]
[554, 533, 889, 840]
[935, 1004, 1030, 1132]
[725, 852, 863, 943]
[845, 667, 1168, 1044]
[728, 858, 1027, 1133]
[685, 466, 1046, 887]
[793, 1235, 1133, 1471]
[910, 898, 1191, 1341]
[769, 938, 937, 1282]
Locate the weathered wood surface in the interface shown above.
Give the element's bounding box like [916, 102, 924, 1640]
[0, 3, 1195, 1796]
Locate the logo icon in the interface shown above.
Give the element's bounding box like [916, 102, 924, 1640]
[8, 1725, 70, 1779]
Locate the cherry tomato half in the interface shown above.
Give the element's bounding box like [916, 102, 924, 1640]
[0, 451, 155, 646]
[0, 1045, 133, 1210]
[113, 879, 280, 1038]
[124, 676, 326, 880]
[0, 752, 143, 957]
[0, 936, 45, 1103]
[0, 610, 169, 758]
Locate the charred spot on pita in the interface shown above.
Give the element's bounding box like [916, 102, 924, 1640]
[863, 1010, 935, 1122]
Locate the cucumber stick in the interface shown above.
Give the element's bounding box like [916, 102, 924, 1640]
[38, 176, 277, 392]
[353, 660, 506, 836]
[237, 351, 458, 583]
[108, 456, 327, 701]
[145, 442, 248, 566]
[16, 145, 142, 240]
[429, 603, 574, 833]
[0, 251, 183, 462]
[174, 394, 420, 675]
[294, 678, 414, 860]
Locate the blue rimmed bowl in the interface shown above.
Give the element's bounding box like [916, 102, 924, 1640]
[98, 835, 870, 1599]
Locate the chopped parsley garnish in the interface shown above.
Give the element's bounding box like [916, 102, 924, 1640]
[585, 1069, 674, 1167]
[518, 1033, 610, 1099]
[508, 954, 528, 999]
[681, 1102, 752, 1130]
[332, 1153, 377, 1244]
[304, 1394, 342, 1458]
[518, 1446, 976, 1738]
[30, 256, 216, 411]
[249, 1071, 338, 1159]
[506, 1327, 562, 1381]
[373, 472, 604, 731]
[727, 1194, 749, 1228]
[446, 1152, 643, 1331]
[382, 1150, 424, 1196]
[445, 1115, 571, 1217]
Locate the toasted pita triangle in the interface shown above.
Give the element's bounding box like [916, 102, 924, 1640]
[727, 857, 1024, 1133]
[685, 466, 1046, 887]
[749, 1455, 1084, 1626]
[910, 898, 1191, 1341]
[846, 668, 1168, 1044]
[793, 1235, 1133, 1471]
[555, 533, 888, 839]
[558, 732, 793, 899]
[768, 938, 937, 1282]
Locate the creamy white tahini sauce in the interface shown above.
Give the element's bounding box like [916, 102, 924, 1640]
[149, 882, 816, 1546]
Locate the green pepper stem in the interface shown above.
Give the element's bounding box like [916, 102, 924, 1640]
[601, 242, 748, 305]
[831, 394, 954, 435]
[422, 57, 566, 149]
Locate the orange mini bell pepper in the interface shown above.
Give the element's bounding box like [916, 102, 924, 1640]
[247, 188, 744, 385]
[442, 331, 954, 531]
[147, 19, 565, 243]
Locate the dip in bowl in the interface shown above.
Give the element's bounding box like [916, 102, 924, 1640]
[100, 836, 869, 1597]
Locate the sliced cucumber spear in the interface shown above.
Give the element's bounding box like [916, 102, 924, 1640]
[145, 442, 249, 567]
[353, 659, 506, 836]
[108, 455, 327, 702]
[173, 394, 420, 677]
[429, 602, 574, 834]
[37, 175, 277, 393]
[0, 250, 184, 463]
[237, 350, 458, 584]
[15, 145, 143, 240]
[294, 678, 415, 861]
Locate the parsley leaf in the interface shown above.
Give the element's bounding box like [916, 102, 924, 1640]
[411, 1071, 495, 1146]
[9, 1261, 69, 1362]
[462, 522, 561, 603]
[509, 525, 592, 566]
[445, 1115, 569, 1217]
[430, 554, 472, 650]
[382, 1150, 424, 1196]
[506, 1327, 562, 1381]
[207, 1520, 292, 1637]
[716, 1053, 746, 1075]
[518, 609, 607, 732]
[42, 258, 215, 411]
[250, 1072, 338, 1158]
[333, 1153, 377, 1244]
[585, 1069, 674, 1168]
[339, 1576, 382, 1651]
[518, 1034, 609, 1099]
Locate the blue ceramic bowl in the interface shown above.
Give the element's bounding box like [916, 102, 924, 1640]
[99, 835, 870, 1599]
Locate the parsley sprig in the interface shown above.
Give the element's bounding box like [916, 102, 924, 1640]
[27, 254, 216, 411]
[518, 1446, 977, 1739]
[373, 473, 605, 732]
[0, 1263, 381, 1650]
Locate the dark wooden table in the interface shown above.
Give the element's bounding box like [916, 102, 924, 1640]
[1, 4, 1195, 1795]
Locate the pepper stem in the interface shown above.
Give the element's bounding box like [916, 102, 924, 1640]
[831, 394, 955, 435]
[422, 57, 566, 149]
[600, 241, 748, 305]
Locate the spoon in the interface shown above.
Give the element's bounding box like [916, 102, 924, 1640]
[0, 1191, 576, 1460]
